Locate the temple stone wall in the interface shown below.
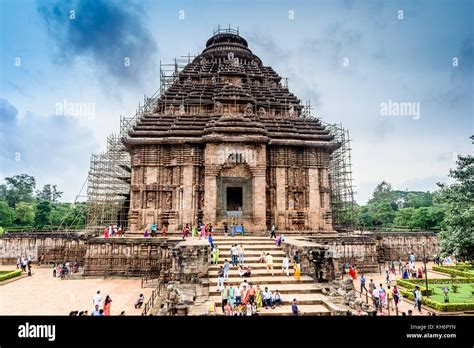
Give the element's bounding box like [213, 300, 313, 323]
[82, 237, 210, 281]
[0, 233, 87, 265]
[374, 232, 439, 261]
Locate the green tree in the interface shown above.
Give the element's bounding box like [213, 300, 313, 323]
[35, 200, 52, 229]
[436, 153, 474, 259]
[370, 200, 395, 226]
[369, 181, 393, 204]
[36, 184, 63, 203]
[14, 202, 35, 225]
[0, 174, 36, 207]
[394, 207, 416, 228]
[0, 200, 14, 226]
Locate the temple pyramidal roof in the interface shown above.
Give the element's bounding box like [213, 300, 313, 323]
[125, 30, 338, 149]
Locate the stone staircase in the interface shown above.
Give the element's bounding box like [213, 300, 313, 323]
[206, 236, 337, 316]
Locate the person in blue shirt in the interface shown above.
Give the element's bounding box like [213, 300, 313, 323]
[291, 299, 300, 315]
[91, 305, 101, 316]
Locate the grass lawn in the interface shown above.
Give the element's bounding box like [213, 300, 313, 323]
[428, 283, 474, 304]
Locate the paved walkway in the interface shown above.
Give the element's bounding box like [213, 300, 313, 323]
[353, 262, 446, 316]
[0, 266, 153, 315]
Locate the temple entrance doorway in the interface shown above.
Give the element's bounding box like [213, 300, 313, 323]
[226, 186, 243, 211]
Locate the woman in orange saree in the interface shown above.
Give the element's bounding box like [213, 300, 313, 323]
[103, 295, 112, 316]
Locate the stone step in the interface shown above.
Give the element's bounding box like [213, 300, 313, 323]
[209, 293, 326, 306]
[213, 256, 285, 263]
[214, 244, 282, 249]
[209, 262, 289, 270]
[209, 275, 314, 286]
[213, 250, 286, 257]
[214, 304, 331, 316]
[209, 268, 294, 277]
[211, 239, 280, 244]
[209, 283, 323, 296]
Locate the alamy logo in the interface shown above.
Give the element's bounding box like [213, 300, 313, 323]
[380, 99, 420, 120]
[18, 322, 56, 341]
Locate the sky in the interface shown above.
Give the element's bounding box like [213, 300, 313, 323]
[0, 0, 472, 203]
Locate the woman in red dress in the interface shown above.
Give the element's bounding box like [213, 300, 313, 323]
[103, 295, 112, 316]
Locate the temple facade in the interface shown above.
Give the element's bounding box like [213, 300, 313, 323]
[123, 30, 339, 234]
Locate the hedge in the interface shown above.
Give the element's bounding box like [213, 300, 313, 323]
[0, 269, 22, 282]
[432, 266, 474, 278]
[400, 289, 474, 312]
[397, 278, 473, 287]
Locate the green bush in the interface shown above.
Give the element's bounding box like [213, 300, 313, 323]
[433, 266, 474, 278]
[400, 289, 474, 312]
[397, 277, 472, 286]
[0, 269, 22, 282]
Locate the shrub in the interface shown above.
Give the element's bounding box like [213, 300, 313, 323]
[0, 269, 22, 282]
[433, 266, 474, 278]
[400, 289, 474, 312]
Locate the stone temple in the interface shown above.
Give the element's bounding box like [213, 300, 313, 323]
[124, 30, 339, 235]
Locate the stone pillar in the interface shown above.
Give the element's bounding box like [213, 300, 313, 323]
[321, 168, 332, 230]
[204, 145, 217, 224]
[253, 169, 267, 232]
[308, 168, 321, 230]
[275, 167, 286, 229]
[182, 165, 194, 225]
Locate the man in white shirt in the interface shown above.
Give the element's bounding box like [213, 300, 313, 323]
[372, 287, 380, 311]
[282, 255, 290, 276]
[262, 287, 273, 309]
[93, 290, 102, 307]
[231, 245, 238, 267]
[91, 304, 101, 316]
[266, 253, 274, 276]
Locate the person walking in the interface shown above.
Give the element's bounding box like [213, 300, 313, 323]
[282, 254, 290, 276]
[294, 263, 301, 281]
[93, 290, 102, 308]
[223, 223, 228, 236]
[414, 286, 423, 313]
[103, 295, 112, 316]
[223, 259, 230, 280]
[270, 223, 276, 238]
[228, 286, 235, 307]
[266, 253, 274, 277]
[231, 244, 238, 267]
[360, 274, 367, 297]
[221, 285, 229, 313]
[217, 266, 225, 291]
[372, 286, 380, 311]
[386, 285, 394, 312]
[238, 244, 245, 265]
[230, 222, 235, 238]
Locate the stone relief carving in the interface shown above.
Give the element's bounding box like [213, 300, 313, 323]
[244, 103, 253, 116]
[258, 107, 266, 117]
[289, 105, 295, 117]
[214, 102, 223, 114]
[165, 192, 172, 210]
[167, 104, 175, 115]
[179, 104, 185, 115]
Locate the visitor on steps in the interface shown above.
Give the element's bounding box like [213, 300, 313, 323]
[270, 223, 276, 238]
[221, 285, 228, 313]
[161, 225, 167, 237]
[378, 284, 386, 312]
[239, 279, 249, 292]
[262, 287, 272, 309]
[282, 255, 290, 276]
[208, 233, 214, 250]
[223, 259, 230, 280]
[231, 244, 238, 266]
[91, 304, 101, 316]
[291, 299, 300, 315]
[224, 301, 233, 316]
[255, 285, 263, 310]
[201, 224, 206, 239]
[228, 286, 235, 306]
[266, 253, 274, 276]
[294, 263, 301, 281]
[259, 252, 266, 263]
[151, 223, 157, 237]
[234, 286, 242, 305]
[293, 252, 299, 265]
[247, 283, 255, 304]
[192, 225, 197, 238]
[372, 286, 380, 310]
[224, 223, 228, 236]
[238, 265, 251, 278]
[217, 266, 225, 291]
[212, 246, 220, 264]
[238, 244, 245, 264]
[134, 294, 144, 308]
[275, 235, 282, 247]
[272, 290, 282, 307]
[230, 223, 235, 237]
